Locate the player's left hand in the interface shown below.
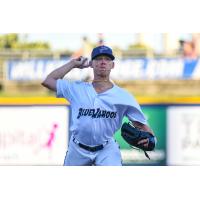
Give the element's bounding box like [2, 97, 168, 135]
[137, 138, 149, 148]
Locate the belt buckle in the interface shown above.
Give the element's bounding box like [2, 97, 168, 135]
[88, 145, 102, 152]
[90, 146, 97, 152]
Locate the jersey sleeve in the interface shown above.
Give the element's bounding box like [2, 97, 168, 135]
[125, 94, 147, 125]
[126, 105, 147, 125]
[56, 79, 73, 102]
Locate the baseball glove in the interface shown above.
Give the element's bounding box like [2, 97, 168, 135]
[121, 122, 156, 159]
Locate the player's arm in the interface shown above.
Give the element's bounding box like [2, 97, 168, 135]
[41, 57, 90, 91]
[131, 120, 154, 147]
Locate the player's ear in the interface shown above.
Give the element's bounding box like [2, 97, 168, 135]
[111, 61, 115, 69]
[90, 60, 93, 68]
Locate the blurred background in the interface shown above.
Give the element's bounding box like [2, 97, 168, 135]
[0, 33, 200, 166]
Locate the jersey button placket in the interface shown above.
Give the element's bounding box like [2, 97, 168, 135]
[93, 96, 98, 144]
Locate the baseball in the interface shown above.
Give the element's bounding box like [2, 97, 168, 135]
[81, 56, 85, 62]
[82, 57, 89, 67]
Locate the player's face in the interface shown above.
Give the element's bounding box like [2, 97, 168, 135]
[91, 55, 114, 76]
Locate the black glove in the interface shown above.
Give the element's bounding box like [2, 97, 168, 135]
[121, 122, 156, 159]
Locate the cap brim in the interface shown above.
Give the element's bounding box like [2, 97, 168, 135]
[92, 53, 115, 60]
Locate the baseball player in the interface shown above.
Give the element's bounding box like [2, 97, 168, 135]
[42, 45, 154, 166]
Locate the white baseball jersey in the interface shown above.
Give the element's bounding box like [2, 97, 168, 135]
[56, 79, 147, 146]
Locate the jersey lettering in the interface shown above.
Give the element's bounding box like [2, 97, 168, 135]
[77, 108, 117, 119]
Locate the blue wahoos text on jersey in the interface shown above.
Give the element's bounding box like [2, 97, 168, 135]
[77, 108, 117, 119]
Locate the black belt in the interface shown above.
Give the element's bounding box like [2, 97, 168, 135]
[73, 138, 107, 152]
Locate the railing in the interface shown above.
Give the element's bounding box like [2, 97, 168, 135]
[0, 49, 72, 60]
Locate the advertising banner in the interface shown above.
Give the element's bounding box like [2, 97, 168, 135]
[6, 58, 200, 81]
[167, 106, 200, 165]
[114, 105, 166, 165]
[0, 105, 69, 165]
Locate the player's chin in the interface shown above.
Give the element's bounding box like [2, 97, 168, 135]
[97, 71, 107, 76]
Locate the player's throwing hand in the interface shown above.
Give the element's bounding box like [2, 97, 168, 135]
[73, 56, 91, 69]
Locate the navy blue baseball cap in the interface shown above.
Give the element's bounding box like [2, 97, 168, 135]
[91, 45, 115, 60]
